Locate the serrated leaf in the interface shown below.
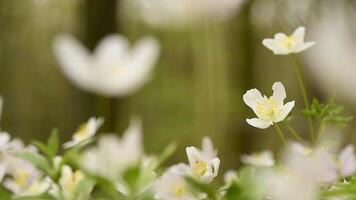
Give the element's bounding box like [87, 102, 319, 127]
[303, 98, 352, 126]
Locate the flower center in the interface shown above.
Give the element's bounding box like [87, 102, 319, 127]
[64, 171, 84, 192]
[255, 98, 280, 121]
[74, 124, 89, 140]
[171, 182, 186, 197]
[192, 161, 207, 177]
[14, 169, 32, 188]
[282, 36, 296, 49]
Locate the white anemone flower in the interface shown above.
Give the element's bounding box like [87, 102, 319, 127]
[223, 170, 238, 185]
[284, 143, 338, 184]
[337, 145, 356, 177]
[0, 132, 25, 153]
[185, 137, 220, 183]
[3, 159, 51, 197]
[128, 0, 245, 29]
[153, 164, 196, 200]
[63, 117, 104, 149]
[53, 34, 160, 97]
[243, 82, 295, 129]
[304, 2, 356, 106]
[81, 117, 143, 180]
[262, 26, 315, 55]
[58, 165, 88, 199]
[241, 150, 274, 167]
[261, 168, 318, 200]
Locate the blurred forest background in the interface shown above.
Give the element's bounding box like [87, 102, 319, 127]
[0, 0, 356, 172]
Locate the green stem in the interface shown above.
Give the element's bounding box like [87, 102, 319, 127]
[292, 57, 315, 143]
[317, 122, 326, 142]
[286, 122, 303, 142]
[275, 124, 287, 145]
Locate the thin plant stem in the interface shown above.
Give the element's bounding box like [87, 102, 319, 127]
[285, 122, 303, 142]
[292, 57, 315, 143]
[317, 122, 326, 142]
[275, 124, 287, 145]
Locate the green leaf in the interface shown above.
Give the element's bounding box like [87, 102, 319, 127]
[32, 141, 52, 159]
[15, 152, 52, 175]
[185, 177, 217, 199]
[0, 185, 12, 200]
[222, 168, 263, 200]
[152, 143, 177, 169]
[32, 129, 59, 159]
[73, 177, 96, 200]
[303, 98, 352, 126]
[47, 129, 59, 157]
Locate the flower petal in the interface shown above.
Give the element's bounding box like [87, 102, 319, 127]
[243, 89, 263, 110]
[202, 137, 216, 158]
[200, 157, 220, 183]
[186, 147, 204, 167]
[271, 82, 286, 104]
[94, 34, 129, 65]
[294, 41, 316, 53]
[275, 101, 295, 122]
[53, 34, 94, 91]
[246, 118, 272, 129]
[339, 145, 356, 177]
[262, 38, 289, 55]
[292, 26, 306, 42]
[104, 36, 160, 97]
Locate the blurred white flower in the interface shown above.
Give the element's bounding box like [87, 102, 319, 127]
[128, 0, 245, 29]
[261, 168, 318, 200]
[241, 150, 274, 167]
[289, 142, 313, 156]
[58, 165, 89, 199]
[284, 143, 338, 183]
[0, 132, 25, 153]
[81, 117, 143, 180]
[153, 164, 196, 200]
[337, 145, 356, 177]
[243, 82, 295, 129]
[0, 98, 26, 154]
[53, 34, 160, 97]
[223, 170, 238, 184]
[305, 2, 356, 105]
[3, 159, 51, 197]
[262, 26, 315, 55]
[185, 137, 220, 183]
[63, 117, 104, 149]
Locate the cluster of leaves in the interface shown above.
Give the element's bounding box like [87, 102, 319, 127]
[322, 176, 356, 200]
[303, 98, 353, 126]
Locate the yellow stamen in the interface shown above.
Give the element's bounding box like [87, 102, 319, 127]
[74, 123, 89, 140]
[282, 36, 296, 49]
[171, 182, 186, 197]
[192, 161, 207, 177]
[256, 98, 280, 121]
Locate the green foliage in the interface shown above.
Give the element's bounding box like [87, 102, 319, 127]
[33, 129, 59, 158]
[72, 177, 96, 200]
[13, 195, 56, 200]
[322, 177, 356, 200]
[222, 168, 263, 200]
[185, 177, 217, 199]
[15, 151, 53, 176]
[303, 99, 352, 126]
[0, 185, 12, 200]
[151, 143, 177, 170]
